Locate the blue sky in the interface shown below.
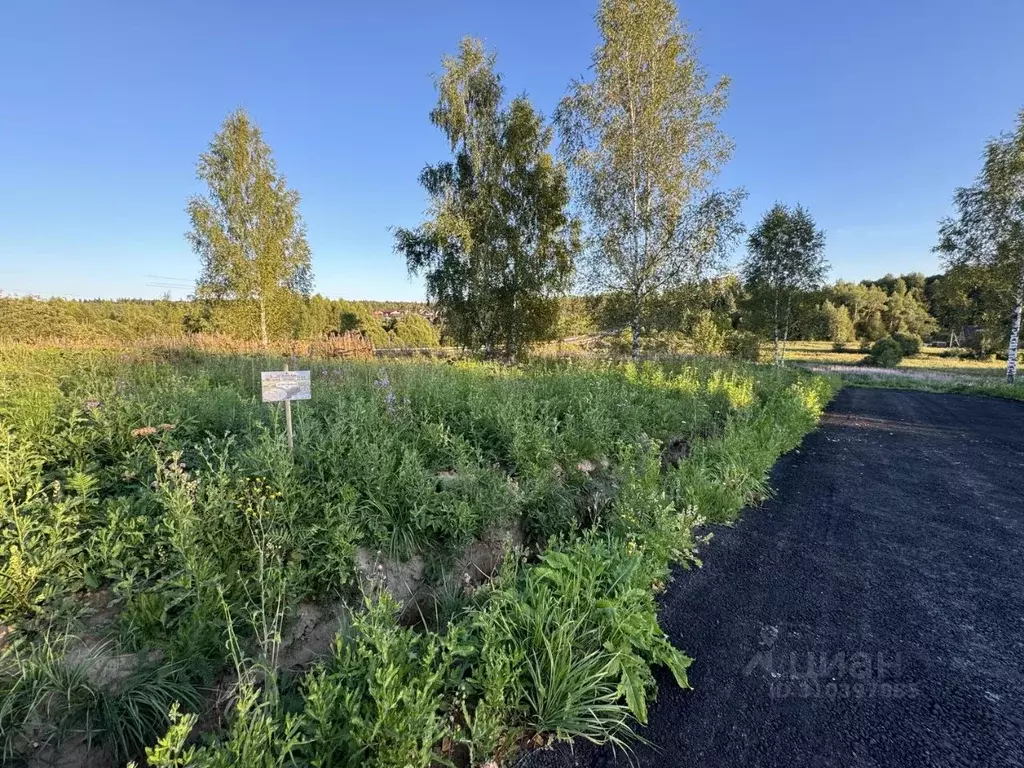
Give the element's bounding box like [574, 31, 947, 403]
[2, 0, 1023, 301]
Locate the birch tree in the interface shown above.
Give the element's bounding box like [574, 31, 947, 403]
[556, 0, 743, 359]
[742, 204, 828, 364]
[187, 109, 312, 347]
[395, 38, 578, 358]
[937, 108, 1024, 383]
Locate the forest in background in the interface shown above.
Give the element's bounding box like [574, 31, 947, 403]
[0, 261, 1009, 357]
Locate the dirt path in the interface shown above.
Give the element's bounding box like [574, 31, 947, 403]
[526, 388, 1024, 768]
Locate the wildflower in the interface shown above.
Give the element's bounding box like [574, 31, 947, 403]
[131, 426, 158, 438]
[84, 399, 103, 411]
[159, 423, 176, 431]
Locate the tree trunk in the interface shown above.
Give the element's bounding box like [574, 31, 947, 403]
[780, 295, 792, 363]
[259, 296, 269, 349]
[772, 291, 781, 365]
[1006, 269, 1023, 384]
[631, 313, 641, 361]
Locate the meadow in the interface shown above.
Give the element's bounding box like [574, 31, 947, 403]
[0, 345, 835, 767]
[780, 340, 1011, 378]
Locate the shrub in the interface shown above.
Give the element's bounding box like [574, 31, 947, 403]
[725, 331, 761, 362]
[891, 332, 922, 357]
[690, 311, 726, 356]
[389, 314, 441, 348]
[868, 337, 903, 368]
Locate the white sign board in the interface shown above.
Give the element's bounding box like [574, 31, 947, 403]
[261, 370, 311, 402]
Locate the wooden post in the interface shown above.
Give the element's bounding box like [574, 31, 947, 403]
[283, 362, 294, 452]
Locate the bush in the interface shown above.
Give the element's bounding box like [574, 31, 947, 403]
[868, 337, 903, 368]
[831, 342, 847, 353]
[891, 332, 922, 357]
[725, 331, 761, 362]
[690, 311, 726, 356]
[389, 314, 441, 348]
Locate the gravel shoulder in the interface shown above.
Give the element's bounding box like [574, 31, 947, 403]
[526, 388, 1024, 768]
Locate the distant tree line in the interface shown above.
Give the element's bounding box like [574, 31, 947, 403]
[0, 264, 1009, 361]
[0, 295, 440, 348]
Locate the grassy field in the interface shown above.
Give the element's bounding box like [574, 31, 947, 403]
[0, 345, 836, 767]
[780, 340, 1011, 378]
[777, 340, 1024, 402]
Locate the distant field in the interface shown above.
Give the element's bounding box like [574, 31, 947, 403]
[780, 340, 1010, 379]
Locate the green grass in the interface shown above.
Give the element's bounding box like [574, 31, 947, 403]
[781, 340, 1012, 378]
[778, 340, 1024, 401]
[0, 344, 837, 766]
[838, 372, 1024, 401]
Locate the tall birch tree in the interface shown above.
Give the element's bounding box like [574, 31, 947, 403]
[937, 108, 1024, 383]
[394, 38, 578, 358]
[187, 109, 312, 347]
[742, 204, 828, 364]
[556, 0, 743, 359]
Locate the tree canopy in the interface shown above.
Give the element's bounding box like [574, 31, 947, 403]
[556, 0, 744, 358]
[187, 109, 313, 347]
[394, 38, 579, 358]
[937, 108, 1024, 381]
[742, 204, 828, 363]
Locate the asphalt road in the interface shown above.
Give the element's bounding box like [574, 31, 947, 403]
[525, 388, 1024, 768]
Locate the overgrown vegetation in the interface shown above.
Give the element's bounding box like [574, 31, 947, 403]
[868, 337, 905, 368]
[0, 345, 835, 766]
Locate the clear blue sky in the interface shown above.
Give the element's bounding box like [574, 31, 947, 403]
[2, 0, 1023, 301]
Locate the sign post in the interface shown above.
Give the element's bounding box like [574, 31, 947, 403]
[261, 365, 311, 451]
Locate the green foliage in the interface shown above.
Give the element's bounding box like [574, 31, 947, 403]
[466, 533, 690, 755]
[395, 38, 579, 358]
[187, 109, 313, 347]
[0, 346, 835, 764]
[301, 595, 452, 767]
[822, 300, 856, 342]
[556, 0, 744, 358]
[0, 296, 438, 349]
[725, 330, 761, 361]
[0, 638, 200, 766]
[389, 313, 441, 348]
[742, 203, 829, 363]
[883, 279, 937, 337]
[829, 280, 889, 341]
[868, 337, 904, 368]
[147, 596, 451, 768]
[690, 310, 727, 356]
[936, 107, 1024, 382]
[666, 373, 835, 523]
[891, 332, 923, 357]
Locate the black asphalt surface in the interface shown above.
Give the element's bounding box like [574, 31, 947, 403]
[526, 388, 1024, 768]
